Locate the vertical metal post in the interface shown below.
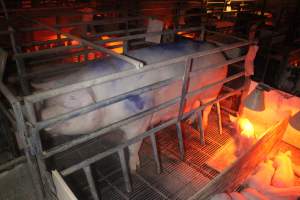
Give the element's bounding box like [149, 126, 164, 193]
[0, 0, 29, 95]
[200, 25, 205, 41]
[0, 48, 7, 81]
[83, 166, 100, 200]
[150, 133, 161, 174]
[216, 102, 223, 135]
[176, 123, 185, 160]
[25, 101, 54, 199]
[176, 57, 193, 160]
[118, 148, 132, 193]
[12, 102, 45, 200]
[197, 111, 205, 145]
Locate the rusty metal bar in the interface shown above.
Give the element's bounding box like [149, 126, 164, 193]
[216, 102, 223, 135]
[19, 15, 144, 69]
[150, 133, 161, 174]
[197, 110, 205, 145]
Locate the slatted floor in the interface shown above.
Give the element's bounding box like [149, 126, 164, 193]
[57, 109, 233, 200]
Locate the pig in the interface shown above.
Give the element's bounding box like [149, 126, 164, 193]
[229, 192, 247, 200]
[210, 193, 231, 200]
[241, 188, 268, 200]
[32, 39, 231, 171]
[272, 151, 295, 188]
[245, 160, 275, 190]
[262, 186, 300, 200]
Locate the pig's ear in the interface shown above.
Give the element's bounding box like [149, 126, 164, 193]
[285, 151, 292, 157]
[229, 114, 237, 123]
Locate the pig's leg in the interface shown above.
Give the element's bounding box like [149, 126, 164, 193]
[121, 117, 151, 171]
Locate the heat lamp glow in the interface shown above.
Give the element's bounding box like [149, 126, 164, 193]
[237, 117, 255, 138]
[100, 35, 124, 54]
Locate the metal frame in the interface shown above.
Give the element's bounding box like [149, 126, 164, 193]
[0, 2, 255, 200]
[21, 31, 250, 200]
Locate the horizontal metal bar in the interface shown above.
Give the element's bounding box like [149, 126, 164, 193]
[43, 97, 180, 159]
[36, 77, 179, 130]
[43, 69, 244, 159]
[187, 72, 245, 98]
[61, 118, 177, 176]
[25, 40, 250, 103]
[190, 56, 245, 77]
[183, 86, 244, 121]
[15, 26, 203, 59]
[0, 156, 26, 172]
[19, 15, 144, 69]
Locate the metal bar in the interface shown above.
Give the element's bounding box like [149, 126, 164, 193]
[0, 155, 26, 172]
[95, 168, 129, 200]
[16, 26, 203, 59]
[9, 100, 45, 199]
[187, 72, 245, 98]
[175, 58, 193, 160]
[197, 110, 205, 145]
[178, 58, 192, 120]
[83, 166, 100, 200]
[0, 48, 8, 81]
[216, 102, 223, 135]
[61, 118, 176, 176]
[25, 41, 250, 103]
[60, 87, 244, 177]
[176, 122, 185, 160]
[43, 97, 179, 159]
[24, 100, 54, 198]
[150, 133, 161, 174]
[19, 15, 144, 69]
[36, 77, 179, 130]
[41, 71, 244, 158]
[118, 148, 132, 193]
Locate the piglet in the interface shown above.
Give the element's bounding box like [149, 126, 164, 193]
[241, 188, 268, 200]
[263, 185, 300, 200]
[210, 193, 231, 200]
[246, 159, 275, 190]
[229, 192, 247, 200]
[272, 151, 295, 188]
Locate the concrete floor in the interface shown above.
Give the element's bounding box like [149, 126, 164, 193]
[0, 163, 37, 200]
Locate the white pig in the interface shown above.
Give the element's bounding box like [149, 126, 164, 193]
[229, 192, 247, 200]
[32, 39, 232, 171]
[210, 193, 231, 200]
[241, 188, 268, 200]
[272, 151, 295, 188]
[246, 160, 275, 190]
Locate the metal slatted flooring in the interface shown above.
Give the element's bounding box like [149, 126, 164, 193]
[52, 109, 232, 200]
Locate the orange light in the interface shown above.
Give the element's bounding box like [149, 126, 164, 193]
[177, 32, 195, 39]
[100, 35, 123, 54]
[238, 117, 255, 138]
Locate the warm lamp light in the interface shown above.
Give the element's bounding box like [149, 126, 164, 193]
[289, 111, 300, 131]
[244, 85, 265, 111]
